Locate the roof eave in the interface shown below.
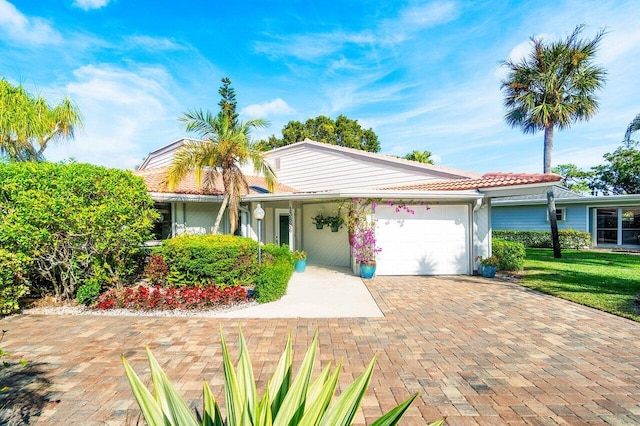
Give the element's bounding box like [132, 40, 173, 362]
[493, 193, 640, 206]
[479, 181, 559, 198]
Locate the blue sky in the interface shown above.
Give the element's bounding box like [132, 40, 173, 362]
[1, 0, 638, 173]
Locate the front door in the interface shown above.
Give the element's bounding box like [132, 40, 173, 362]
[275, 208, 294, 249]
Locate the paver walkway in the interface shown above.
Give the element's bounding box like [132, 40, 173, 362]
[1, 275, 640, 425]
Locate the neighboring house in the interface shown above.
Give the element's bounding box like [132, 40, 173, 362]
[492, 186, 640, 248]
[135, 139, 562, 275]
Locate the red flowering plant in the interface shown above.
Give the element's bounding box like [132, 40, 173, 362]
[95, 284, 248, 310]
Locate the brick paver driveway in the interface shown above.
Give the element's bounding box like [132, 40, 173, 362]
[2, 276, 640, 425]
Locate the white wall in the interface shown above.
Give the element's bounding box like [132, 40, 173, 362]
[472, 199, 491, 273]
[302, 202, 350, 266]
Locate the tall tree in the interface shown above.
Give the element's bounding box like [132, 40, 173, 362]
[217, 77, 238, 126]
[501, 25, 606, 258]
[404, 150, 434, 164]
[257, 114, 380, 152]
[0, 78, 82, 162]
[590, 140, 640, 195]
[167, 79, 276, 234]
[551, 163, 593, 194]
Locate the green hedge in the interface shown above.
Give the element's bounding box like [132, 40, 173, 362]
[0, 248, 30, 315]
[493, 229, 591, 250]
[492, 238, 525, 271]
[160, 234, 259, 287]
[254, 244, 295, 303]
[0, 162, 157, 301]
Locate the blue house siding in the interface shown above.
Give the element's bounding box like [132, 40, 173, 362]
[492, 205, 588, 232]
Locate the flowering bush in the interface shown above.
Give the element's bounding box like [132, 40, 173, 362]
[95, 284, 248, 310]
[350, 221, 382, 264]
[476, 255, 499, 266]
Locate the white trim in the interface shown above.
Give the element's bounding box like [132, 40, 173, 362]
[546, 207, 566, 222]
[274, 208, 295, 250]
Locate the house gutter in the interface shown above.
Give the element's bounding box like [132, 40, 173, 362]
[243, 189, 485, 202]
[493, 193, 640, 206]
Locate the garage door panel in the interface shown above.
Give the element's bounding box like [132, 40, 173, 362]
[375, 205, 469, 275]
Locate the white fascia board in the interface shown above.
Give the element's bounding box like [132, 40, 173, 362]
[243, 189, 483, 202]
[494, 193, 640, 207]
[479, 182, 557, 198]
[148, 192, 224, 203]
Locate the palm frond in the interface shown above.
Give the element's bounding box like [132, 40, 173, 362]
[625, 114, 640, 141]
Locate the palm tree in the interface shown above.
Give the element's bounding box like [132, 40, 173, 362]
[501, 25, 606, 257]
[404, 150, 434, 164]
[624, 113, 640, 142]
[166, 111, 276, 234]
[0, 78, 82, 161]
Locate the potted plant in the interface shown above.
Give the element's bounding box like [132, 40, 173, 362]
[293, 250, 307, 273]
[311, 212, 326, 230]
[477, 255, 499, 278]
[349, 215, 382, 279]
[326, 213, 344, 232]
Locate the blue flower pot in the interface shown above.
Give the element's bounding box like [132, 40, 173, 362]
[294, 259, 307, 273]
[481, 265, 496, 278]
[359, 262, 376, 279]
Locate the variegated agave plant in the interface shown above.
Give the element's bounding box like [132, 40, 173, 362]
[122, 329, 445, 426]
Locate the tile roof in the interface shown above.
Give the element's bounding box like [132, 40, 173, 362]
[132, 167, 297, 195]
[377, 172, 563, 191]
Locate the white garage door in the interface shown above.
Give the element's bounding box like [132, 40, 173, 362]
[375, 204, 469, 275]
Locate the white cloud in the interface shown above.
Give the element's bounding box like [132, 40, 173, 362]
[45, 64, 183, 169]
[0, 0, 62, 45]
[72, 0, 111, 10]
[125, 35, 185, 51]
[242, 98, 296, 118]
[399, 1, 459, 28]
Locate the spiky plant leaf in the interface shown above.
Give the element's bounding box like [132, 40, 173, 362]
[146, 346, 199, 425]
[257, 386, 273, 426]
[318, 356, 377, 426]
[272, 331, 318, 426]
[237, 328, 258, 420]
[305, 362, 334, 405]
[298, 362, 341, 426]
[268, 333, 292, 418]
[202, 381, 223, 426]
[369, 392, 419, 426]
[121, 354, 170, 426]
[220, 330, 243, 426]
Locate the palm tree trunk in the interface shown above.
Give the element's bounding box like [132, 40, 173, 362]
[544, 125, 562, 258]
[212, 195, 229, 234]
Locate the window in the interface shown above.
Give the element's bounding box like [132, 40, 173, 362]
[152, 203, 172, 240]
[546, 208, 566, 222]
[596, 207, 640, 246]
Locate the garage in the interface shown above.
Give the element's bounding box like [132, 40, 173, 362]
[374, 204, 470, 275]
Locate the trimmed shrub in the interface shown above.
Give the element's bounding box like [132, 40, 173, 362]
[492, 238, 526, 271]
[0, 162, 158, 300]
[254, 244, 295, 303]
[0, 248, 30, 315]
[493, 229, 591, 249]
[160, 235, 259, 287]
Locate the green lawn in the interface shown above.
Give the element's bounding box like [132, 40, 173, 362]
[522, 248, 640, 321]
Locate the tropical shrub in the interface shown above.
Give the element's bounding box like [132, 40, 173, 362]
[122, 328, 443, 426]
[76, 279, 102, 305]
[0, 248, 30, 315]
[492, 238, 526, 271]
[493, 230, 591, 249]
[0, 162, 158, 300]
[144, 254, 169, 285]
[96, 284, 247, 310]
[161, 234, 259, 287]
[254, 244, 295, 303]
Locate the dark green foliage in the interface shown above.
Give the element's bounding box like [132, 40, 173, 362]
[494, 230, 591, 249]
[160, 235, 259, 287]
[552, 164, 594, 194]
[76, 279, 101, 305]
[257, 114, 380, 152]
[590, 140, 640, 195]
[0, 162, 158, 300]
[217, 77, 238, 126]
[0, 248, 30, 315]
[254, 244, 295, 303]
[492, 239, 526, 271]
